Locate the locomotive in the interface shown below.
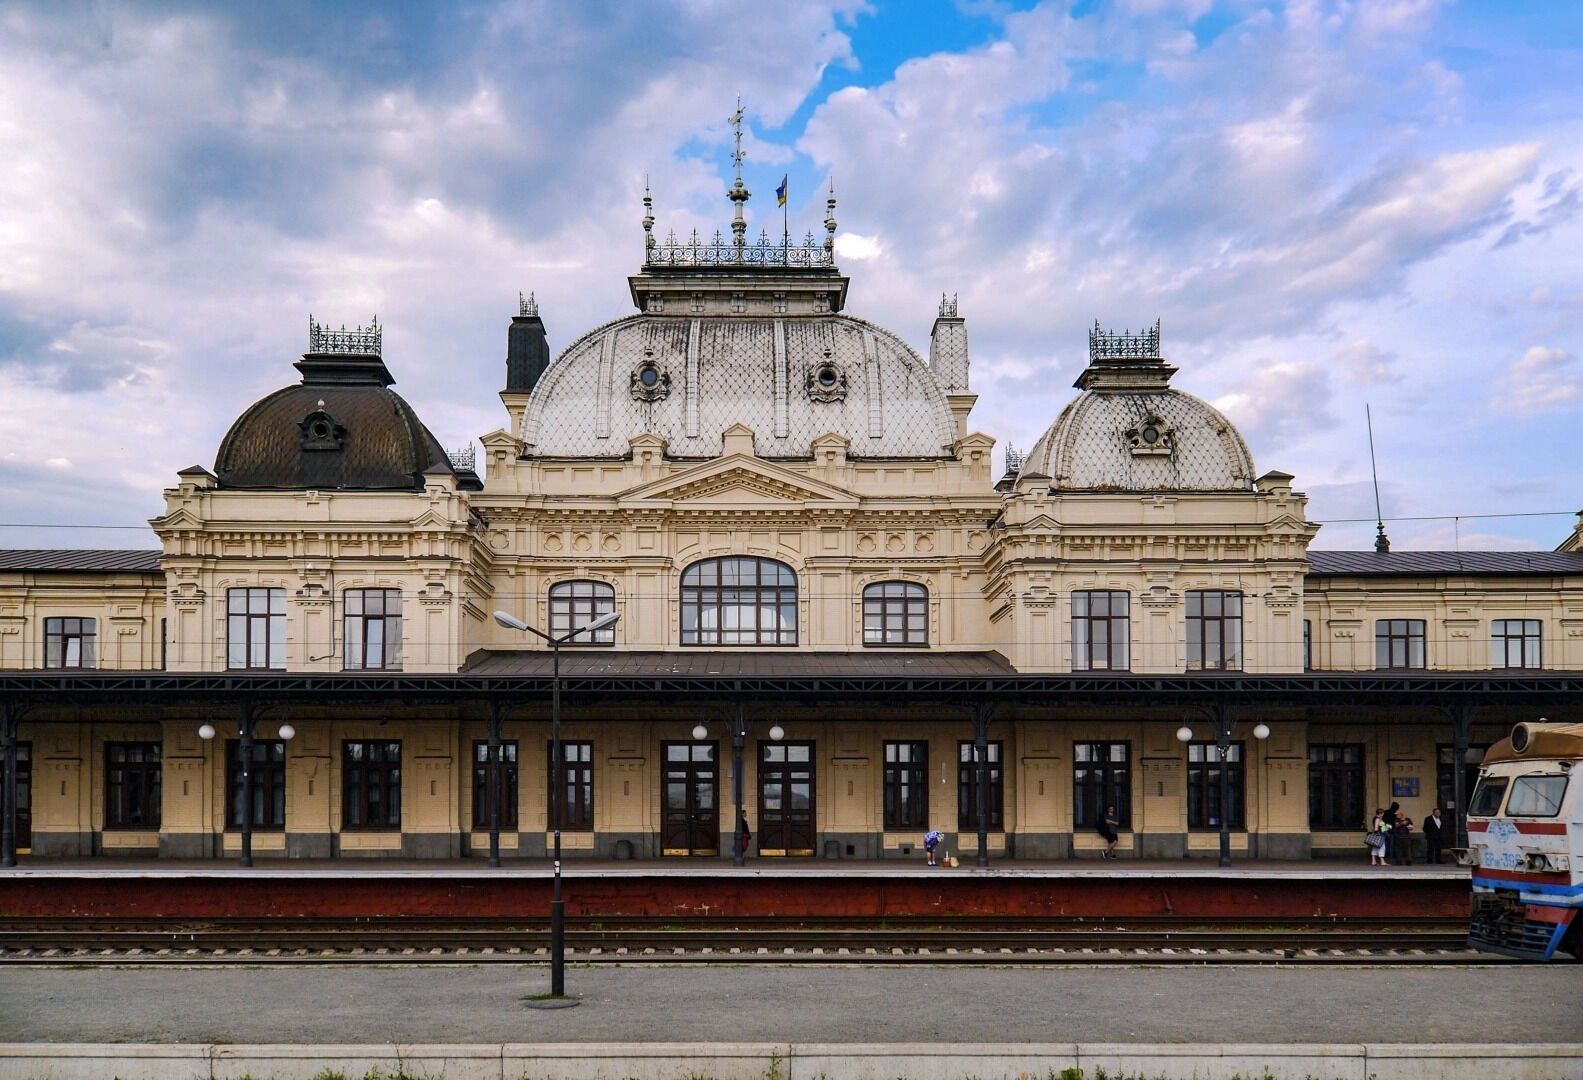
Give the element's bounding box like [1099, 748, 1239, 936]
[1463, 721, 1583, 960]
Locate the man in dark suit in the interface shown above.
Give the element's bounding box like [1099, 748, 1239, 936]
[1423, 807, 1445, 864]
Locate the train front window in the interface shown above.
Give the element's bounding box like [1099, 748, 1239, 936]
[1506, 775, 1568, 818]
[1467, 777, 1508, 817]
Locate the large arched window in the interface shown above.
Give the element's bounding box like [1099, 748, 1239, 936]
[862, 581, 928, 647]
[549, 580, 617, 645]
[680, 557, 797, 646]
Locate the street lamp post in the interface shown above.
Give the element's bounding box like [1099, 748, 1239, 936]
[200, 706, 295, 867]
[696, 709, 784, 868]
[1177, 705, 1269, 868]
[493, 607, 619, 1001]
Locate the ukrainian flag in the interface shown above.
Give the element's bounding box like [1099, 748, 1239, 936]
[776, 175, 788, 207]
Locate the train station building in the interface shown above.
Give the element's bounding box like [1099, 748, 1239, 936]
[2, 166, 1582, 866]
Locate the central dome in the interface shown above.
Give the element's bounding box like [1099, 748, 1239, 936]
[519, 310, 958, 459]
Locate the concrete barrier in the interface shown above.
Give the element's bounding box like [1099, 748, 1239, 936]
[0, 1042, 1578, 1080]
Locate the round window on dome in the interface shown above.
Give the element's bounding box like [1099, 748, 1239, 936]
[1141, 425, 1159, 445]
[310, 419, 333, 440]
[639, 363, 660, 388]
[817, 364, 838, 388]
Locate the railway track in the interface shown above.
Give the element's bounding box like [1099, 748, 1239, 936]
[0, 915, 1492, 965]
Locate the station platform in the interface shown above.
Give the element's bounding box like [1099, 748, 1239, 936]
[0, 858, 1468, 920]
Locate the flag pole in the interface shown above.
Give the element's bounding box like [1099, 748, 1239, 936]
[783, 175, 790, 265]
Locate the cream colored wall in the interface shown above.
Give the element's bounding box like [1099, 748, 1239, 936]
[471, 424, 1002, 654]
[152, 468, 492, 673]
[986, 471, 1317, 673]
[0, 573, 164, 670]
[1304, 575, 1583, 671]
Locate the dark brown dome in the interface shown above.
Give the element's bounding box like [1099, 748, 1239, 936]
[214, 347, 463, 491]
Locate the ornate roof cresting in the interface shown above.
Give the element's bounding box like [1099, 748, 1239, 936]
[939, 293, 959, 318]
[1089, 318, 1161, 361]
[308, 315, 381, 356]
[518, 291, 538, 317]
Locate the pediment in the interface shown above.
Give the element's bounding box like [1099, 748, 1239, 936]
[617, 455, 859, 508]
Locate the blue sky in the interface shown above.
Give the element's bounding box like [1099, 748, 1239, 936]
[0, 0, 1580, 550]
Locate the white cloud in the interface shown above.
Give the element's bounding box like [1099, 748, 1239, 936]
[1502, 346, 1583, 412]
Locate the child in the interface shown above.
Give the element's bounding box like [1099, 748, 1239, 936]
[923, 829, 944, 866]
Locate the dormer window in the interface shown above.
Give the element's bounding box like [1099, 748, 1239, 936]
[298, 404, 346, 452]
[1125, 415, 1173, 457]
[629, 357, 672, 402]
[807, 360, 847, 402]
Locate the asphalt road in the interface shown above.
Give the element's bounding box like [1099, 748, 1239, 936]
[2, 964, 1579, 1045]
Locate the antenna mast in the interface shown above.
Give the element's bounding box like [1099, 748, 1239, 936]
[1366, 403, 1390, 553]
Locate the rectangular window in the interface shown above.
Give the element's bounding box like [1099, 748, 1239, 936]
[548, 741, 594, 831]
[472, 741, 519, 829]
[883, 741, 928, 830]
[1506, 775, 1568, 818]
[1491, 619, 1542, 669]
[956, 741, 1004, 831]
[1187, 742, 1245, 829]
[1073, 742, 1131, 830]
[104, 742, 161, 829]
[1307, 744, 1365, 829]
[1303, 619, 1311, 670]
[345, 589, 402, 670]
[342, 740, 401, 829]
[44, 617, 97, 669]
[227, 588, 285, 670]
[1374, 619, 1426, 669]
[226, 740, 287, 829]
[1073, 591, 1129, 671]
[1185, 590, 1243, 671]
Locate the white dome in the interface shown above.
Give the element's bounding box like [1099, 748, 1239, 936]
[1022, 322, 1255, 492]
[1025, 387, 1256, 492]
[520, 312, 957, 459]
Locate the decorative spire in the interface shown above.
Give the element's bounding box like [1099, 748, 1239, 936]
[642, 177, 655, 258]
[939, 293, 959, 318]
[727, 96, 751, 255]
[518, 291, 538, 318]
[824, 176, 837, 257]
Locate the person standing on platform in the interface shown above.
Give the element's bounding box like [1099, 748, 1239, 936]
[1383, 802, 1401, 865]
[1367, 808, 1389, 866]
[737, 813, 752, 861]
[1396, 814, 1415, 865]
[1424, 807, 1445, 864]
[1099, 805, 1121, 860]
[923, 829, 943, 866]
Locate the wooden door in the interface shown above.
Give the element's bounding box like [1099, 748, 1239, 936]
[661, 742, 719, 856]
[758, 741, 815, 856]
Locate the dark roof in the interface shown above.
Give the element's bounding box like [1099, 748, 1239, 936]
[210, 345, 474, 492]
[462, 649, 1017, 677]
[1308, 550, 1583, 576]
[0, 549, 162, 572]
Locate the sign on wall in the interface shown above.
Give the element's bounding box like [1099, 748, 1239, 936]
[1391, 777, 1420, 798]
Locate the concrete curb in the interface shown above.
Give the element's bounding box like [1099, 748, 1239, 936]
[1, 1042, 1580, 1080]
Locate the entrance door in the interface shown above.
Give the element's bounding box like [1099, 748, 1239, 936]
[661, 742, 719, 856]
[758, 741, 815, 856]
